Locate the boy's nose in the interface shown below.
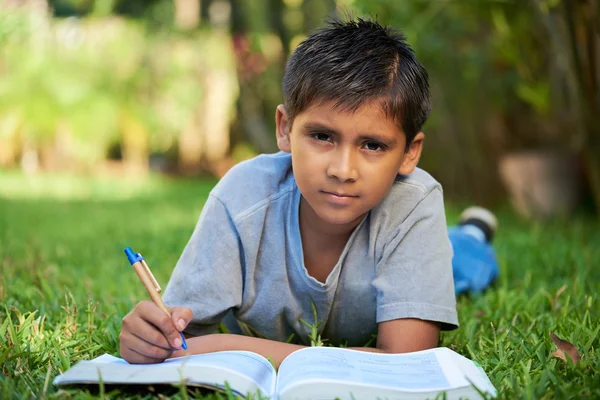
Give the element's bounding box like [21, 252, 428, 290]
[326, 150, 358, 182]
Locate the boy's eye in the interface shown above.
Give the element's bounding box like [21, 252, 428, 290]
[364, 142, 384, 151]
[312, 133, 331, 142]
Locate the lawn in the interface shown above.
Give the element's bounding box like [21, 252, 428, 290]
[1, 171, 599, 399]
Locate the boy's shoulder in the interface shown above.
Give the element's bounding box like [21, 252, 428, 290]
[210, 152, 294, 218]
[394, 167, 442, 196]
[371, 167, 445, 229]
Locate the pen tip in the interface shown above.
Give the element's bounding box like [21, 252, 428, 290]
[180, 333, 188, 350]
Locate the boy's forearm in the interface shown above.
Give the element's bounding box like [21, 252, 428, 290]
[172, 334, 306, 368]
[172, 333, 394, 368]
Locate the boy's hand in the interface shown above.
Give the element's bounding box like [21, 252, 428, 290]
[120, 300, 193, 364]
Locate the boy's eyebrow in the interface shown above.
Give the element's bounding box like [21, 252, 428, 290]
[303, 122, 398, 147]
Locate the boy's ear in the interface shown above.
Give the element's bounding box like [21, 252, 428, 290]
[276, 104, 292, 153]
[398, 132, 425, 175]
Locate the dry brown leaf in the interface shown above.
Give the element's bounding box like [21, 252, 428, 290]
[550, 332, 581, 364]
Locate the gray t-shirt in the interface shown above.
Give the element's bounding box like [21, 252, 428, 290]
[163, 152, 458, 346]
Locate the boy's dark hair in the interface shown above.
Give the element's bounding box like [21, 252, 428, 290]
[283, 17, 430, 147]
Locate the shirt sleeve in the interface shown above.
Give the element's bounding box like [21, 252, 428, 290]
[162, 194, 243, 336]
[372, 187, 458, 330]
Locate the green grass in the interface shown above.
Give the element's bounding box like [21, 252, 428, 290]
[1, 171, 599, 399]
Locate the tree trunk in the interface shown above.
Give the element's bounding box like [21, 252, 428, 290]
[268, 0, 290, 55]
[202, 68, 235, 163]
[174, 0, 200, 30]
[0, 114, 21, 168]
[583, 128, 600, 208]
[120, 113, 149, 175]
[564, 0, 600, 212]
[178, 103, 204, 175]
[532, 0, 600, 212]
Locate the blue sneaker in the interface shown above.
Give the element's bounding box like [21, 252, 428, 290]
[449, 207, 499, 295]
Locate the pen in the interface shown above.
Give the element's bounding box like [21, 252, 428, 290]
[124, 247, 188, 350]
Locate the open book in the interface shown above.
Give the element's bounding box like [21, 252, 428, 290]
[53, 347, 496, 399]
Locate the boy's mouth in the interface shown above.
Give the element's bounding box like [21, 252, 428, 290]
[320, 190, 359, 205]
[321, 190, 358, 198]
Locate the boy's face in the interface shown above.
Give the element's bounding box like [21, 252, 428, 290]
[276, 100, 424, 231]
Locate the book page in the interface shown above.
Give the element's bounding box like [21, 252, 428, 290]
[53, 351, 276, 397]
[447, 351, 497, 396]
[277, 347, 456, 394]
[170, 350, 275, 391]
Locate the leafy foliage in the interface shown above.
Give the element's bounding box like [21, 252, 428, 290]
[0, 5, 236, 171]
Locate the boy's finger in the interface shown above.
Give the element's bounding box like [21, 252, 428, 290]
[124, 350, 163, 365]
[136, 302, 182, 349]
[130, 336, 172, 361]
[169, 307, 193, 332]
[154, 313, 183, 349]
[121, 333, 170, 364]
[135, 317, 172, 350]
[122, 308, 170, 351]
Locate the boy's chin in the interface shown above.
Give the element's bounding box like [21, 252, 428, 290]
[314, 209, 367, 228]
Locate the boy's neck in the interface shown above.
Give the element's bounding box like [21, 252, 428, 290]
[298, 196, 363, 241]
[299, 197, 362, 282]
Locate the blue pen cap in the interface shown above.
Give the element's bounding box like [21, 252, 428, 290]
[124, 247, 144, 265]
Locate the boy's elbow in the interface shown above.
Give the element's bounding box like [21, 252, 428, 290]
[376, 340, 438, 354]
[376, 318, 441, 353]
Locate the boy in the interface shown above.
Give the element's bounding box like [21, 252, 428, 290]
[120, 18, 460, 366]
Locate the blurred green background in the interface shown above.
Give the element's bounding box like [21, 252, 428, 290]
[2, 2, 600, 398]
[1, 0, 599, 217]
